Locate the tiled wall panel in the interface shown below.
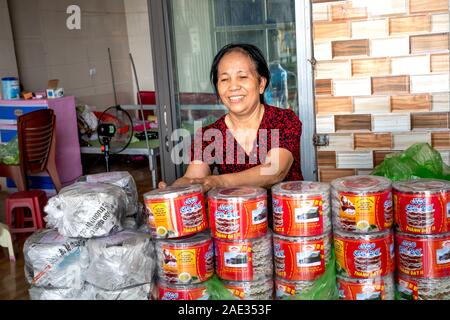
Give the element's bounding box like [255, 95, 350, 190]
[372, 113, 411, 132]
[410, 33, 449, 53]
[317, 134, 354, 151]
[410, 0, 448, 13]
[336, 151, 373, 169]
[393, 132, 431, 149]
[431, 54, 449, 73]
[370, 37, 410, 57]
[410, 74, 450, 93]
[353, 96, 391, 114]
[432, 93, 450, 112]
[352, 58, 390, 77]
[317, 151, 336, 167]
[391, 55, 430, 75]
[313, 0, 450, 182]
[354, 133, 393, 149]
[352, 19, 388, 39]
[389, 15, 431, 34]
[391, 95, 431, 112]
[431, 13, 449, 33]
[316, 96, 353, 114]
[431, 132, 450, 149]
[411, 112, 450, 129]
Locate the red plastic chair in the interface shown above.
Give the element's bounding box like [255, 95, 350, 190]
[0, 109, 61, 192]
[5, 190, 48, 233]
[138, 91, 156, 120]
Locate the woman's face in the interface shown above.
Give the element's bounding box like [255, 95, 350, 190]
[217, 50, 267, 116]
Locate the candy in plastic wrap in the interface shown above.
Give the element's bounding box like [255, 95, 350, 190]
[85, 283, 153, 300]
[28, 286, 89, 300]
[84, 171, 139, 216]
[23, 229, 88, 288]
[44, 182, 127, 238]
[85, 230, 155, 291]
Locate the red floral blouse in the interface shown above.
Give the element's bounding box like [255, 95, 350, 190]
[190, 104, 303, 181]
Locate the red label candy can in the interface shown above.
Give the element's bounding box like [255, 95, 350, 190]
[144, 185, 207, 239]
[155, 231, 214, 284]
[337, 274, 395, 300]
[223, 277, 274, 300]
[158, 281, 209, 300]
[208, 187, 268, 240]
[334, 229, 395, 279]
[214, 230, 272, 281]
[272, 181, 331, 237]
[396, 274, 450, 300]
[393, 179, 450, 235]
[274, 277, 316, 300]
[273, 231, 332, 281]
[396, 231, 450, 278]
[331, 175, 393, 233]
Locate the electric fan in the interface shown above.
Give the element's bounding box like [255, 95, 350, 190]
[97, 105, 133, 172]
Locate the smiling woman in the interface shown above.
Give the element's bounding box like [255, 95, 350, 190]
[159, 43, 303, 193]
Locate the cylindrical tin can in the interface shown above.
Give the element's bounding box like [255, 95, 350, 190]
[155, 231, 214, 284]
[214, 230, 272, 281]
[1, 77, 20, 100]
[223, 277, 273, 300]
[144, 185, 207, 239]
[393, 179, 450, 235]
[396, 274, 450, 300]
[273, 231, 332, 281]
[272, 181, 331, 237]
[331, 175, 393, 233]
[157, 281, 209, 300]
[208, 187, 267, 240]
[334, 229, 395, 278]
[336, 274, 395, 300]
[274, 277, 317, 300]
[396, 231, 450, 278]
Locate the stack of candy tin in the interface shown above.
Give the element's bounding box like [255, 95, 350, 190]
[144, 185, 213, 300]
[271, 181, 333, 300]
[208, 187, 274, 300]
[331, 176, 395, 300]
[393, 179, 450, 300]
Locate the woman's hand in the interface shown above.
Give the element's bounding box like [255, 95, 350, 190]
[158, 181, 167, 189]
[189, 175, 224, 193]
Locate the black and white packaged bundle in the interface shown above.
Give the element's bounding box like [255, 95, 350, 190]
[23, 229, 88, 289]
[85, 230, 155, 291]
[84, 283, 153, 300]
[83, 171, 139, 216]
[28, 286, 89, 300]
[44, 182, 127, 238]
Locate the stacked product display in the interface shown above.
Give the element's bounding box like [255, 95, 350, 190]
[271, 181, 332, 300]
[208, 187, 273, 300]
[24, 172, 156, 300]
[331, 176, 395, 300]
[144, 185, 212, 300]
[393, 179, 450, 300]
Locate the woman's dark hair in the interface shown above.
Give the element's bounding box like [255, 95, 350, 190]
[210, 43, 271, 104]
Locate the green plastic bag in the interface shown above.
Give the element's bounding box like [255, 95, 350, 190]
[372, 143, 450, 181]
[205, 275, 238, 300]
[285, 247, 339, 300]
[0, 137, 19, 165]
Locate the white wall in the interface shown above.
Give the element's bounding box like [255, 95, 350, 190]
[172, 0, 215, 93]
[124, 0, 154, 103]
[8, 0, 135, 110]
[0, 0, 19, 84]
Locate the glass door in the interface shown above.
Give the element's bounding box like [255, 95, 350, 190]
[167, 0, 299, 133]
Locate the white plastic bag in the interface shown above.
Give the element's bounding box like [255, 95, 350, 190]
[44, 182, 127, 238]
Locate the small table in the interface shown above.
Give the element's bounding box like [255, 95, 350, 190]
[80, 139, 160, 189]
